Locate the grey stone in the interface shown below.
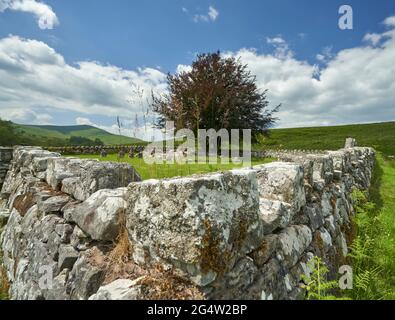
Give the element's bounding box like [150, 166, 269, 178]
[254, 162, 306, 213]
[277, 225, 313, 268]
[64, 188, 127, 241]
[68, 248, 106, 300]
[126, 169, 262, 286]
[37, 194, 71, 215]
[55, 223, 74, 243]
[249, 234, 280, 267]
[88, 278, 145, 300]
[207, 257, 258, 299]
[259, 199, 292, 234]
[304, 205, 325, 230]
[46, 157, 141, 201]
[58, 245, 79, 271]
[345, 138, 356, 148]
[252, 258, 288, 300]
[44, 269, 70, 300]
[70, 225, 91, 251]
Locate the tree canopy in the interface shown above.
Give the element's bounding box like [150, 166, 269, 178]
[0, 118, 20, 146]
[152, 51, 279, 138]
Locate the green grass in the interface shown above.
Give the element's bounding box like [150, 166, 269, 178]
[343, 155, 395, 300]
[74, 154, 274, 180]
[255, 121, 395, 157]
[367, 156, 395, 298]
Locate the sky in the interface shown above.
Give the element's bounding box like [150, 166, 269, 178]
[0, 0, 395, 140]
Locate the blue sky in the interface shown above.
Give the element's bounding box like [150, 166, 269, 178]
[1, 0, 395, 139]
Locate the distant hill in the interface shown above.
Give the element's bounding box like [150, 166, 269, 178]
[5, 122, 145, 146]
[17, 124, 145, 145]
[254, 121, 395, 157]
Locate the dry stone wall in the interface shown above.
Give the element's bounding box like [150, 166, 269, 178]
[0, 142, 375, 300]
[47, 145, 145, 156]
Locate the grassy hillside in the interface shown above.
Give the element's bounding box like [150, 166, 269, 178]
[2, 120, 394, 152]
[12, 123, 145, 146]
[339, 156, 395, 299]
[255, 121, 395, 157]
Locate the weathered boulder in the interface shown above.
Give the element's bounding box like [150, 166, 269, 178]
[46, 158, 141, 201]
[277, 225, 313, 268]
[251, 162, 306, 236]
[259, 199, 292, 234]
[126, 169, 262, 286]
[345, 137, 356, 148]
[207, 256, 258, 299]
[12, 146, 60, 170]
[310, 227, 333, 256]
[58, 244, 79, 272]
[249, 234, 280, 267]
[254, 162, 306, 214]
[55, 223, 74, 244]
[88, 278, 145, 300]
[303, 204, 325, 231]
[68, 247, 106, 300]
[306, 154, 334, 184]
[37, 194, 72, 216]
[64, 188, 127, 241]
[250, 258, 288, 300]
[70, 225, 92, 251]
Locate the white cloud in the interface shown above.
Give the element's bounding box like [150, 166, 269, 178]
[76, 117, 164, 142]
[193, 14, 208, 23]
[363, 33, 383, 46]
[176, 64, 192, 74]
[384, 16, 395, 27]
[193, 5, 219, 23]
[265, 36, 293, 59]
[227, 15, 395, 128]
[266, 36, 285, 45]
[0, 35, 167, 127]
[2, 107, 52, 124]
[315, 46, 333, 63]
[0, 0, 59, 29]
[75, 117, 94, 126]
[208, 6, 219, 21]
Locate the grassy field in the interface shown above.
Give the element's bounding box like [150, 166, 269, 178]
[75, 154, 274, 180]
[372, 158, 395, 299]
[255, 121, 395, 157]
[342, 156, 395, 299]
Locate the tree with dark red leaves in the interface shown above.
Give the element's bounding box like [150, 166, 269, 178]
[152, 51, 280, 140]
